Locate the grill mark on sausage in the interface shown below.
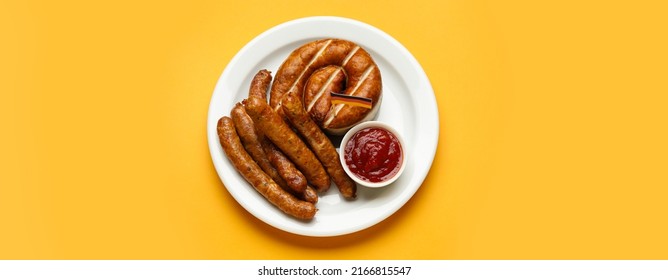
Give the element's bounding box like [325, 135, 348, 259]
[341, 45, 359, 67]
[323, 64, 375, 127]
[274, 39, 333, 111]
[306, 67, 342, 112]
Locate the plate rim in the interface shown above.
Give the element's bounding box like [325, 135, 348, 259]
[207, 16, 439, 237]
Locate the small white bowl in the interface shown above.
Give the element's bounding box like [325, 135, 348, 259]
[339, 121, 407, 188]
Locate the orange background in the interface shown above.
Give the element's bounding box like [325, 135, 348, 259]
[1, 0, 667, 259]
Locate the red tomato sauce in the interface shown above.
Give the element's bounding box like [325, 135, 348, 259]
[344, 127, 403, 183]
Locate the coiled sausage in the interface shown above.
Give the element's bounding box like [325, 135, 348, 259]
[230, 103, 290, 191]
[270, 39, 382, 135]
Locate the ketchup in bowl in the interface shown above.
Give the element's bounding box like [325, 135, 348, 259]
[343, 126, 403, 183]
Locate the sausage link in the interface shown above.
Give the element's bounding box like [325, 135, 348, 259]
[262, 139, 308, 193]
[230, 103, 290, 191]
[261, 138, 316, 203]
[302, 185, 319, 204]
[281, 91, 357, 199]
[248, 69, 272, 100]
[247, 69, 308, 195]
[303, 65, 346, 127]
[245, 96, 331, 192]
[217, 116, 316, 220]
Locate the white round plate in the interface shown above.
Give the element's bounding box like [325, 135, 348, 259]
[207, 16, 439, 237]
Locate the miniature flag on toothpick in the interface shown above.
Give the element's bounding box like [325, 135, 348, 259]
[330, 92, 373, 109]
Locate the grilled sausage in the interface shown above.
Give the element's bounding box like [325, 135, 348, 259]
[244, 70, 307, 194]
[245, 95, 331, 192]
[262, 139, 308, 194]
[282, 91, 357, 199]
[301, 185, 319, 204]
[269, 38, 382, 135]
[303, 65, 346, 127]
[230, 103, 290, 191]
[217, 116, 316, 220]
[248, 69, 272, 100]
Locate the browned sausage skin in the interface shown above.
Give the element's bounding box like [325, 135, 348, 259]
[301, 185, 319, 204]
[303, 65, 346, 127]
[230, 103, 290, 191]
[249, 69, 310, 195]
[248, 69, 272, 100]
[281, 91, 357, 199]
[262, 139, 308, 194]
[244, 95, 331, 192]
[270, 39, 382, 135]
[217, 116, 316, 220]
